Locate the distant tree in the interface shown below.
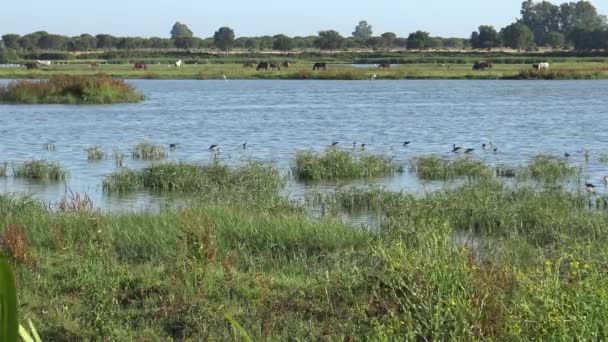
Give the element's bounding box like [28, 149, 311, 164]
[116, 37, 142, 51]
[149, 37, 172, 49]
[17, 36, 35, 50]
[546, 31, 565, 49]
[443, 37, 466, 50]
[380, 32, 397, 48]
[1, 34, 21, 49]
[352, 20, 373, 39]
[470, 25, 500, 50]
[213, 27, 236, 54]
[273, 34, 294, 52]
[78, 34, 97, 50]
[366, 36, 384, 49]
[519, 0, 560, 46]
[569, 28, 606, 50]
[170, 22, 194, 39]
[406, 31, 430, 50]
[174, 37, 198, 50]
[314, 30, 345, 53]
[500, 22, 534, 51]
[394, 37, 408, 49]
[38, 34, 68, 50]
[96, 34, 116, 49]
[427, 37, 444, 49]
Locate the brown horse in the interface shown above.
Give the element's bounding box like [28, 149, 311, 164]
[256, 62, 269, 71]
[472, 61, 493, 71]
[313, 62, 327, 71]
[23, 62, 38, 70]
[378, 63, 391, 69]
[133, 63, 147, 70]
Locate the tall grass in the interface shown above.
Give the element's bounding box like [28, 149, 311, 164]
[523, 154, 578, 182]
[12, 160, 68, 181]
[294, 148, 401, 181]
[131, 142, 167, 161]
[0, 162, 7, 177]
[0, 75, 144, 104]
[412, 155, 492, 180]
[85, 145, 105, 160]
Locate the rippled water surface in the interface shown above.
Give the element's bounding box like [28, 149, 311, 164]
[1, 79, 607, 211]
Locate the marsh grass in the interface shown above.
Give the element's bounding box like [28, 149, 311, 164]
[0, 75, 144, 104]
[523, 154, 578, 182]
[112, 148, 125, 167]
[293, 148, 401, 181]
[43, 143, 56, 151]
[0, 162, 7, 177]
[412, 155, 492, 180]
[131, 142, 167, 161]
[12, 160, 68, 181]
[85, 145, 105, 160]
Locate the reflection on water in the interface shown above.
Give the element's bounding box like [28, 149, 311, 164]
[1, 79, 608, 212]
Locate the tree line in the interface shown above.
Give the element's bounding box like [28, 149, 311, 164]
[0, 0, 606, 57]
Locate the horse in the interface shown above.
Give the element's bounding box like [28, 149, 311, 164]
[472, 61, 492, 71]
[282, 61, 290, 69]
[378, 63, 391, 69]
[89, 62, 98, 69]
[256, 62, 269, 71]
[270, 63, 281, 71]
[133, 63, 147, 70]
[23, 62, 38, 70]
[36, 60, 51, 67]
[242, 61, 255, 68]
[313, 62, 327, 71]
[175, 60, 183, 68]
[533, 62, 549, 70]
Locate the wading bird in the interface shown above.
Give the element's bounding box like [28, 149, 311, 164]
[403, 141, 411, 146]
[586, 182, 597, 193]
[464, 148, 475, 154]
[242, 143, 247, 150]
[331, 142, 339, 147]
[169, 143, 177, 150]
[452, 144, 463, 153]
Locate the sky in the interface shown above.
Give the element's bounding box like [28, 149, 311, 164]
[2, 0, 607, 38]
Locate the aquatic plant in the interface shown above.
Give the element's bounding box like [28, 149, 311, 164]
[523, 154, 578, 182]
[131, 143, 167, 161]
[0, 162, 7, 177]
[411, 155, 492, 180]
[85, 145, 105, 160]
[13, 160, 68, 181]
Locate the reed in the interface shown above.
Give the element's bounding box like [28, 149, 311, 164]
[12, 160, 68, 181]
[131, 142, 167, 161]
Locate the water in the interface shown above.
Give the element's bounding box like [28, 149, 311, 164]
[1, 79, 607, 212]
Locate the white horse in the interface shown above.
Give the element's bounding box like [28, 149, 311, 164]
[36, 60, 52, 67]
[175, 60, 183, 68]
[539, 62, 549, 70]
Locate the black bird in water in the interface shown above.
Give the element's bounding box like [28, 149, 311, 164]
[353, 141, 357, 148]
[361, 143, 366, 150]
[242, 143, 247, 150]
[564, 152, 571, 158]
[586, 182, 597, 193]
[169, 143, 177, 151]
[403, 141, 411, 147]
[493, 147, 499, 153]
[331, 142, 340, 147]
[452, 144, 463, 153]
[464, 148, 475, 154]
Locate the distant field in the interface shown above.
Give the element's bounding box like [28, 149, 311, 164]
[1, 61, 607, 80]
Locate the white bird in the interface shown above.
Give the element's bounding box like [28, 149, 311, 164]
[371, 74, 377, 80]
[223, 75, 227, 81]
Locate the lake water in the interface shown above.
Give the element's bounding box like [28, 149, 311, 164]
[1, 79, 607, 212]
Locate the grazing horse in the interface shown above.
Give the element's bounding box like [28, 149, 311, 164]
[270, 63, 281, 71]
[282, 61, 290, 68]
[256, 62, 269, 71]
[133, 63, 147, 70]
[24, 62, 38, 70]
[312, 62, 327, 71]
[533, 62, 549, 71]
[175, 60, 183, 68]
[242, 61, 255, 68]
[472, 61, 492, 70]
[378, 63, 391, 69]
[36, 60, 51, 67]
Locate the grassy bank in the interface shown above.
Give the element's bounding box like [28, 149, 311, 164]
[1, 61, 608, 80]
[0, 75, 144, 104]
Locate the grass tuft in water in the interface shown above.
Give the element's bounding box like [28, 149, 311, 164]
[412, 155, 492, 180]
[12, 160, 68, 181]
[523, 154, 579, 182]
[85, 145, 105, 160]
[131, 143, 167, 161]
[0, 162, 7, 177]
[293, 148, 401, 181]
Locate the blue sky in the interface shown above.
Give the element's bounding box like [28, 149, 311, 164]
[2, 0, 607, 38]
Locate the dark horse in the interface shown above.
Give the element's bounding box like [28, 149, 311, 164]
[242, 61, 255, 68]
[282, 61, 290, 68]
[472, 61, 493, 71]
[133, 63, 147, 70]
[23, 62, 38, 70]
[312, 62, 327, 71]
[378, 63, 391, 69]
[256, 62, 269, 71]
[270, 63, 281, 71]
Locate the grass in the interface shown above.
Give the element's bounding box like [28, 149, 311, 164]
[0, 61, 607, 80]
[85, 145, 105, 160]
[0, 162, 7, 177]
[131, 142, 167, 161]
[523, 154, 579, 182]
[293, 148, 401, 181]
[0, 75, 144, 104]
[12, 160, 68, 181]
[411, 155, 492, 180]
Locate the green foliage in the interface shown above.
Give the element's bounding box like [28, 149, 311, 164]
[352, 20, 373, 39]
[13, 160, 68, 181]
[272, 34, 293, 52]
[314, 30, 345, 52]
[170, 22, 193, 39]
[501, 23, 535, 50]
[294, 148, 401, 181]
[0, 257, 18, 342]
[407, 31, 430, 50]
[523, 154, 579, 182]
[412, 155, 492, 180]
[85, 145, 105, 160]
[213, 27, 236, 53]
[131, 142, 167, 161]
[471, 25, 501, 50]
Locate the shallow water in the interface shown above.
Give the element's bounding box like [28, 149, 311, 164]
[1, 79, 607, 212]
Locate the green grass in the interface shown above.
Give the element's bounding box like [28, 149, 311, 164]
[412, 155, 492, 180]
[523, 154, 579, 182]
[294, 148, 401, 181]
[0, 75, 144, 104]
[131, 142, 167, 161]
[12, 160, 68, 181]
[85, 145, 105, 160]
[0, 162, 7, 177]
[0, 61, 607, 80]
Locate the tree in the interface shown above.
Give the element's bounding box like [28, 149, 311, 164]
[1, 34, 21, 49]
[314, 30, 345, 53]
[500, 23, 534, 51]
[273, 34, 294, 52]
[470, 25, 500, 50]
[213, 27, 236, 54]
[352, 20, 373, 39]
[174, 37, 198, 50]
[380, 32, 397, 48]
[170, 22, 193, 39]
[96, 34, 116, 49]
[406, 31, 430, 50]
[546, 31, 565, 48]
